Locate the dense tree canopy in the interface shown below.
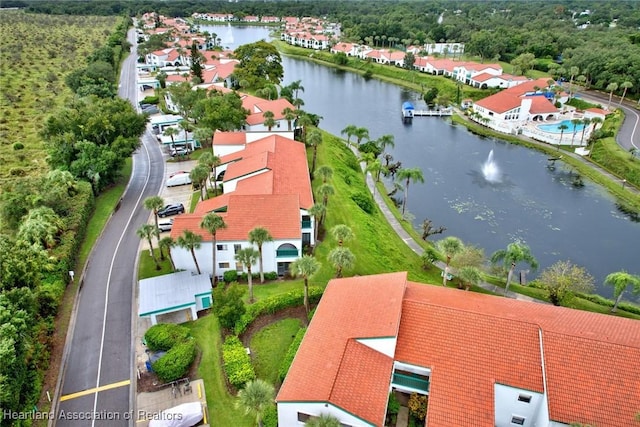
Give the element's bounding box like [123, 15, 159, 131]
[231, 40, 284, 90]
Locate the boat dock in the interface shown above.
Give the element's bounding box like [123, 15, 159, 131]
[413, 109, 453, 117]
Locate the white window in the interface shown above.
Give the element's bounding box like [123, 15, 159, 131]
[217, 244, 228, 250]
[234, 244, 242, 254]
[517, 394, 532, 403]
[218, 262, 230, 268]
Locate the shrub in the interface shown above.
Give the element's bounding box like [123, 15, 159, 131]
[140, 95, 159, 105]
[351, 191, 374, 214]
[234, 286, 324, 335]
[264, 271, 278, 281]
[144, 323, 191, 351]
[213, 282, 246, 330]
[222, 335, 255, 389]
[13, 142, 24, 150]
[223, 270, 238, 283]
[262, 404, 278, 427]
[152, 339, 197, 383]
[36, 279, 65, 319]
[278, 327, 306, 381]
[408, 393, 428, 421]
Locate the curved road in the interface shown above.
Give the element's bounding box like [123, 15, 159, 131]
[53, 29, 164, 426]
[580, 90, 640, 151]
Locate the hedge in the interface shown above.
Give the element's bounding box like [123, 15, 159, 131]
[152, 339, 197, 383]
[278, 327, 306, 382]
[234, 286, 324, 335]
[144, 323, 192, 352]
[262, 404, 278, 427]
[222, 335, 256, 389]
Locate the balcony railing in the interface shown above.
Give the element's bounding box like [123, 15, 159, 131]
[276, 248, 299, 257]
[392, 372, 430, 393]
[301, 220, 312, 229]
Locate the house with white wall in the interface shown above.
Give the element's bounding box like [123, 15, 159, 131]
[170, 134, 314, 279]
[277, 272, 640, 427]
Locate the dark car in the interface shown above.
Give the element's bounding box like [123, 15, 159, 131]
[158, 203, 185, 218]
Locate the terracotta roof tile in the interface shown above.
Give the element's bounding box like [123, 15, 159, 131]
[170, 194, 301, 241]
[330, 340, 393, 426]
[212, 131, 247, 146]
[277, 272, 407, 412]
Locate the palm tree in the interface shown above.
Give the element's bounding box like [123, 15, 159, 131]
[305, 413, 341, 427]
[396, 167, 425, 215]
[354, 126, 370, 146]
[178, 119, 192, 149]
[17, 206, 62, 249]
[318, 183, 335, 209]
[570, 119, 581, 146]
[262, 110, 276, 131]
[248, 227, 273, 284]
[289, 79, 305, 101]
[308, 203, 326, 244]
[604, 271, 640, 312]
[436, 236, 464, 286]
[136, 223, 160, 270]
[200, 213, 226, 280]
[341, 124, 358, 146]
[328, 246, 355, 278]
[177, 230, 203, 275]
[163, 126, 179, 147]
[282, 107, 296, 131]
[490, 240, 538, 295]
[619, 81, 633, 106]
[198, 151, 221, 194]
[579, 118, 591, 146]
[587, 117, 603, 157]
[331, 224, 354, 247]
[458, 266, 483, 291]
[376, 134, 395, 154]
[568, 66, 579, 98]
[144, 196, 165, 236]
[190, 164, 210, 201]
[235, 379, 275, 427]
[297, 113, 313, 142]
[314, 165, 333, 183]
[290, 255, 321, 315]
[606, 82, 618, 109]
[558, 123, 569, 148]
[193, 126, 214, 149]
[158, 236, 175, 270]
[236, 247, 260, 302]
[306, 128, 323, 175]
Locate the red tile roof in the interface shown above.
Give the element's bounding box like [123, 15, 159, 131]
[213, 131, 247, 146]
[170, 194, 301, 241]
[220, 135, 313, 209]
[528, 95, 558, 114]
[279, 273, 640, 427]
[277, 272, 407, 424]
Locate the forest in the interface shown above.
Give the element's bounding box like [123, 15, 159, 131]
[9, 0, 640, 98]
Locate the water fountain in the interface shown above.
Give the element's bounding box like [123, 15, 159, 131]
[482, 150, 501, 183]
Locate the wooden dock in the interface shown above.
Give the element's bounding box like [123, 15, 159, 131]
[413, 109, 453, 117]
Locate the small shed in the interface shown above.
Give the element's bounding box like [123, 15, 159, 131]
[139, 271, 212, 325]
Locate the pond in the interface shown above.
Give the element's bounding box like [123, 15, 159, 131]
[202, 24, 640, 299]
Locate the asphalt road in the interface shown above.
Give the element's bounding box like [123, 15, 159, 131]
[54, 29, 165, 426]
[579, 89, 640, 151]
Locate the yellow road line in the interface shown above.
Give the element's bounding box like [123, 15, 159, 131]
[60, 379, 130, 402]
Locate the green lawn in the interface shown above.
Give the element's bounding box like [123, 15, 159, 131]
[250, 318, 303, 385]
[246, 279, 306, 303]
[186, 315, 253, 427]
[138, 248, 174, 280]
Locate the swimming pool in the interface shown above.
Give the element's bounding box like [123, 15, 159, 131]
[537, 119, 585, 134]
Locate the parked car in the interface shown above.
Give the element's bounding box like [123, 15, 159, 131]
[142, 105, 160, 115]
[158, 203, 185, 217]
[170, 147, 191, 157]
[169, 170, 189, 178]
[157, 218, 174, 232]
[165, 173, 192, 187]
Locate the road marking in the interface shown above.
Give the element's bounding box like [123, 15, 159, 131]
[60, 380, 130, 401]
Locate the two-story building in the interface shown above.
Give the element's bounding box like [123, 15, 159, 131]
[277, 272, 640, 427]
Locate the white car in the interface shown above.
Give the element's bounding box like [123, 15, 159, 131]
[157, 218, 174, 232]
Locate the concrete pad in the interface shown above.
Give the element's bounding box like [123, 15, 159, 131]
[136, 379, 209, 426]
